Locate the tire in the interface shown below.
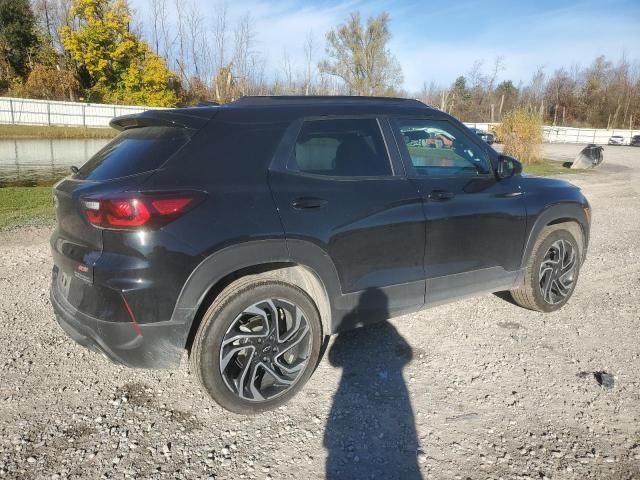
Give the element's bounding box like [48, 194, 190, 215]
[510, 226, 582, 312]
[190, 276, 322, 414]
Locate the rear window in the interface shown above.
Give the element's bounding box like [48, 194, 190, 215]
[75, 127, 191, 181]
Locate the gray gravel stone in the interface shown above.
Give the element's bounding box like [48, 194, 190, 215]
[0, 144, 639, 479]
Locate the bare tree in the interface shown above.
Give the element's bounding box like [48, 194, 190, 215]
[149, 0, 163, 55]
[232, 12, 257, 96]
[31, 0, 73, 52]
[174, 0, 189, 86]
[185, 3, 206, 79]
[303, 31, 315, 95]
[212, 1, 228, 72]
[487, 56, 505, 91]
[319, 11, 403, 96]
[523, 67, 546, 112]
[282, 47, 293, 93]
[416, 81, 441, 108]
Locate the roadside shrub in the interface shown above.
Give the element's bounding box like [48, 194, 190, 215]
[496, 108, 543, 165]
[9, 65, 78, 100]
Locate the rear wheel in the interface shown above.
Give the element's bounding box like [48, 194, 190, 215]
[190, 277, 322, 414]
[511, 226, 582, 312]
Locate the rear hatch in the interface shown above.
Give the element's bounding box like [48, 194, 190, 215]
[51, 107, 216, 296]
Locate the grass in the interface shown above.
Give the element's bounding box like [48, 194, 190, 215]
[0, 124, 116, 139]
[524, 158, 589, 176]
[0, 186, 55, 230]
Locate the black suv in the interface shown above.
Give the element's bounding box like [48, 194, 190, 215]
[50, 96, 590, 413]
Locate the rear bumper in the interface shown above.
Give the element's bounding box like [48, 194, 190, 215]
[50, 274, 187, 369]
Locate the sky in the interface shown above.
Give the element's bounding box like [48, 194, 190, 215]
[130, 0, 640, 92]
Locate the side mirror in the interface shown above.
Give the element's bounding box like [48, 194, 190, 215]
[497, 155, 522, 179]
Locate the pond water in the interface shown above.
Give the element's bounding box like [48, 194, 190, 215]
[0, 138, 109, 187]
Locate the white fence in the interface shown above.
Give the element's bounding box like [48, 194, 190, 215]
[1, 97, 639, 144]
[541, 126, 639, 145]
[465, 122, 640, 145]
[0, 97, 160, 128]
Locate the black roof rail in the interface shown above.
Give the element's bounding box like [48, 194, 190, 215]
[230, 95, 427, 107]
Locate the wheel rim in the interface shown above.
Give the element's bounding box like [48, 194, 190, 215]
[538, 239, 577, 305]
[219, 298, 312, 402]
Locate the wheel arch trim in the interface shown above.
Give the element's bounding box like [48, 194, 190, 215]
[170, 238, 342, 353]
[521, 202, 590, 269]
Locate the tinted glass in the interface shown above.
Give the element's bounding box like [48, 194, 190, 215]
[75, 127, 190, 181]
[394, 118, 491, 176]
[291, 119, 391, 177]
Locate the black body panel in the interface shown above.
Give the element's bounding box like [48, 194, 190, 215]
[49, 96, 591, 368]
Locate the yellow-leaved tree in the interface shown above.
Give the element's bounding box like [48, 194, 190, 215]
[61, 0, 178, 107]
[121, 51, 180, 107]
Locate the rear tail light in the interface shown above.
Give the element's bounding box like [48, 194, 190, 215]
[82, 192, 204, 229]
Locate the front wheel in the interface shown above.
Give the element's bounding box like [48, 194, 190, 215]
[190, 277, 323, 414]
[511, 226, 582, 312]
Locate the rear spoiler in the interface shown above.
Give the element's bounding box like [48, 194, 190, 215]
[110, 107, 219, 131]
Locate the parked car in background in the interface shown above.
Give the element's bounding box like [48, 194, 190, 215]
[469, 127, 495, 145]
[608, 135, 625, 146]
[631, 135, 640, 146]
[50, 96, 591, 414]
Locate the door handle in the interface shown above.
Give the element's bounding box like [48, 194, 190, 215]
[291, 197, 328, 209]
[427, 190, 455, 201]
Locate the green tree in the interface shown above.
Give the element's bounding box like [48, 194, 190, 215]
[449, 76, 471, 118]
[319, 12, 403, 96]
[61, 0, 178, 106]
[0, 0, 39, 78]
[496, 80, 517, 98]
[495, 80, 519, 119]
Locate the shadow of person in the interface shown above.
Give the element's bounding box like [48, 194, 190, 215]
[324, 288, 422, 480]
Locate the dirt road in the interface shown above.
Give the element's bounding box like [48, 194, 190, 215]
[1, 145, 639, 479]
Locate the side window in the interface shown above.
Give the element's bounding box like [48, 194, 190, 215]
[290, 118, 392, 177]
[394, 118, 491, 176]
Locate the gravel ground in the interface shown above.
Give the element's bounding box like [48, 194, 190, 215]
[1, 144, 639, 480]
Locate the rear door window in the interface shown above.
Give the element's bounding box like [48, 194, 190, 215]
[75, 127, 191, 181]
[290, 118, 392, 177]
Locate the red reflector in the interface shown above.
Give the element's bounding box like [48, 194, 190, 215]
[121, 293, 143, 336]
[151, 198, 193, 215]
